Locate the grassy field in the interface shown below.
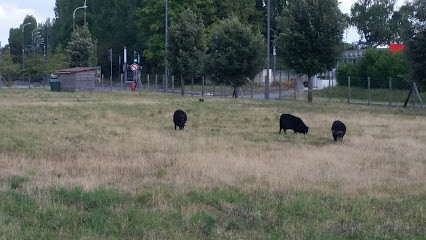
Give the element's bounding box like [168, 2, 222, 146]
[0, 89, 425, 239]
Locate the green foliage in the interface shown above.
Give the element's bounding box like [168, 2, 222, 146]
[350, 0, 396, 46]
[46, 45, 68, 74]
[207, 17, 265, 87]
[0, 51, 20, 77]
[276, 0, 345, 102]
[336, 63, 356, 87]
[168, 8, 207, 78]
[65, 25, 97, 67]
[337, 49, 410, 89]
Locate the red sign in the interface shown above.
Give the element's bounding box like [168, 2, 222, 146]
[130, 63, 139, 72]
[389, 44, 405, 53]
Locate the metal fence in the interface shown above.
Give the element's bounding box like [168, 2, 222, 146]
[1, 73, 423, 109]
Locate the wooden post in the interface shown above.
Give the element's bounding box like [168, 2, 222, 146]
[328, 72, 331, 102]
[389, 77, 392, 106]
[172, 75, 175, 94]
[180, 75, 184, 96]
[293, 77, 296, 100]
[147, 74, 150, 91]
[251, 80, 254, 98]
[279, 70, 282, 99]
[120, 74, 123, 91]
[367, 76, 371, 106]
[191, 77, 194, 96]
[101, 74, 104, 91]
[347, 76, 351, 104]
[202, 75, 205, 97]
[155, 75, 158, 92]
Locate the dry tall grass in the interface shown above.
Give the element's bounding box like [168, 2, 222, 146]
[0, 89, 424, 198]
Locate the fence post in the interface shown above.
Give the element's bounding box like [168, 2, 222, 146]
[279, 70, 282, 99]
[202, 75, 205, 97]
[155, 75, 158, 92]
[367, 76, 371, 106]
[389, 77, 392, 106]
[347, 76, 351, 104]
[101, 74, 104, 91]
[220, 84, 224, 97]
[328, 73, 331, 102]
[120, 74, 123, 91]
[147, 74, 150, 91]
[172, 75, 175, 94]
[249, 80, 253, 98]
[180, 75, 184, 96]
[293, 77, 296, 100]
[191, 77, 194, 96]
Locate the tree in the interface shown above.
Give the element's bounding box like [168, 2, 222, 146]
[168, 8, 206, 81]
[403, 0, 426, 89]
[350, 0, 396, 47]
[276, 0, 345, 102]
[207, 17, 265, 98]
[65, 26, 97, 67]
[46, 45, 68, 74]
[0, 50, 20, 81]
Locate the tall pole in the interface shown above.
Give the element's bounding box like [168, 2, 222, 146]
[22, 23, 31, 71]
[265, 0, 270, 100]
[84, 0, 87, 25]
[165, 0, 169, 93]
[73, 6, 87, 30]
[0, 41, 2, 81]
[43, 45, 46, 88]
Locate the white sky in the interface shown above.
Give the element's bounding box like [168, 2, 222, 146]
[0, 0, 406, 48]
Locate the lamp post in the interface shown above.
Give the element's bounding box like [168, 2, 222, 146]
[22, 22, 31, 70]
[84, 0, 87, 25]
[73, 5, 87, 30]
[164, 0, 168, 93]
[265, 0, 270, 100]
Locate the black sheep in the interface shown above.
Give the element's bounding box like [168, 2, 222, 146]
[173, 110, 187, 130]
[279, 114, 309, 134]
[331, 120, 346, 141]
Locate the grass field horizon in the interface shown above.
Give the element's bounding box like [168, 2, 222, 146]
[0, 89, 424, 239]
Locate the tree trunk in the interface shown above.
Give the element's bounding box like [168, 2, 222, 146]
[308, 75, 313, 103]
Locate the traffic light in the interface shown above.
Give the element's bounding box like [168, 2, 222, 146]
[133, 51, 138, 64]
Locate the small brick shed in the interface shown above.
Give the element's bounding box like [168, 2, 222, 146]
[57, 67, 96, 92]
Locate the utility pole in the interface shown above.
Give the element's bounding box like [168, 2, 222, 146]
[22, 22, 31, 70]
[165, 0, 169, 93]
[265, 0, 270, 100]
[84, 0, 87, 25]
[0, 41, 2, 82]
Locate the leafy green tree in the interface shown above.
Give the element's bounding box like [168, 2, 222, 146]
[168, 8, 206, 81]
[0, 50, 20, 80]
[276, 0, 345, 102]
[207, 17, 265, 98]
[403, 0, 426, 89]
[350, 0, 396, 47]
[46, 45, 68, 74]
[65, 26, 97, 67]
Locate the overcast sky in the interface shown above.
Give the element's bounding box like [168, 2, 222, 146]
[0, 0, 405, 47]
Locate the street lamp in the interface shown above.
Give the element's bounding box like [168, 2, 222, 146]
[265, 0, 270, 100]
[22, 22, 31, 70]
[165, 0, 168, 93]
[84, 0, 87, 25]
[73, 5, 87, 30]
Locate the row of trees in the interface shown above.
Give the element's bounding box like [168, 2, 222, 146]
[1, 0, 425, 100]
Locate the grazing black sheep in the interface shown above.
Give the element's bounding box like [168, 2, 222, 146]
[279, 114, 309, 134]
[173, 110, 187, 130]
[331, 120, 346, 141]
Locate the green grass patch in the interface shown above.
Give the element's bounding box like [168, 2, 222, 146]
[0, 187, 424, 239]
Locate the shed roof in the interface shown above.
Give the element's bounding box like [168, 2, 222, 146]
[57, 67, 96, 74]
